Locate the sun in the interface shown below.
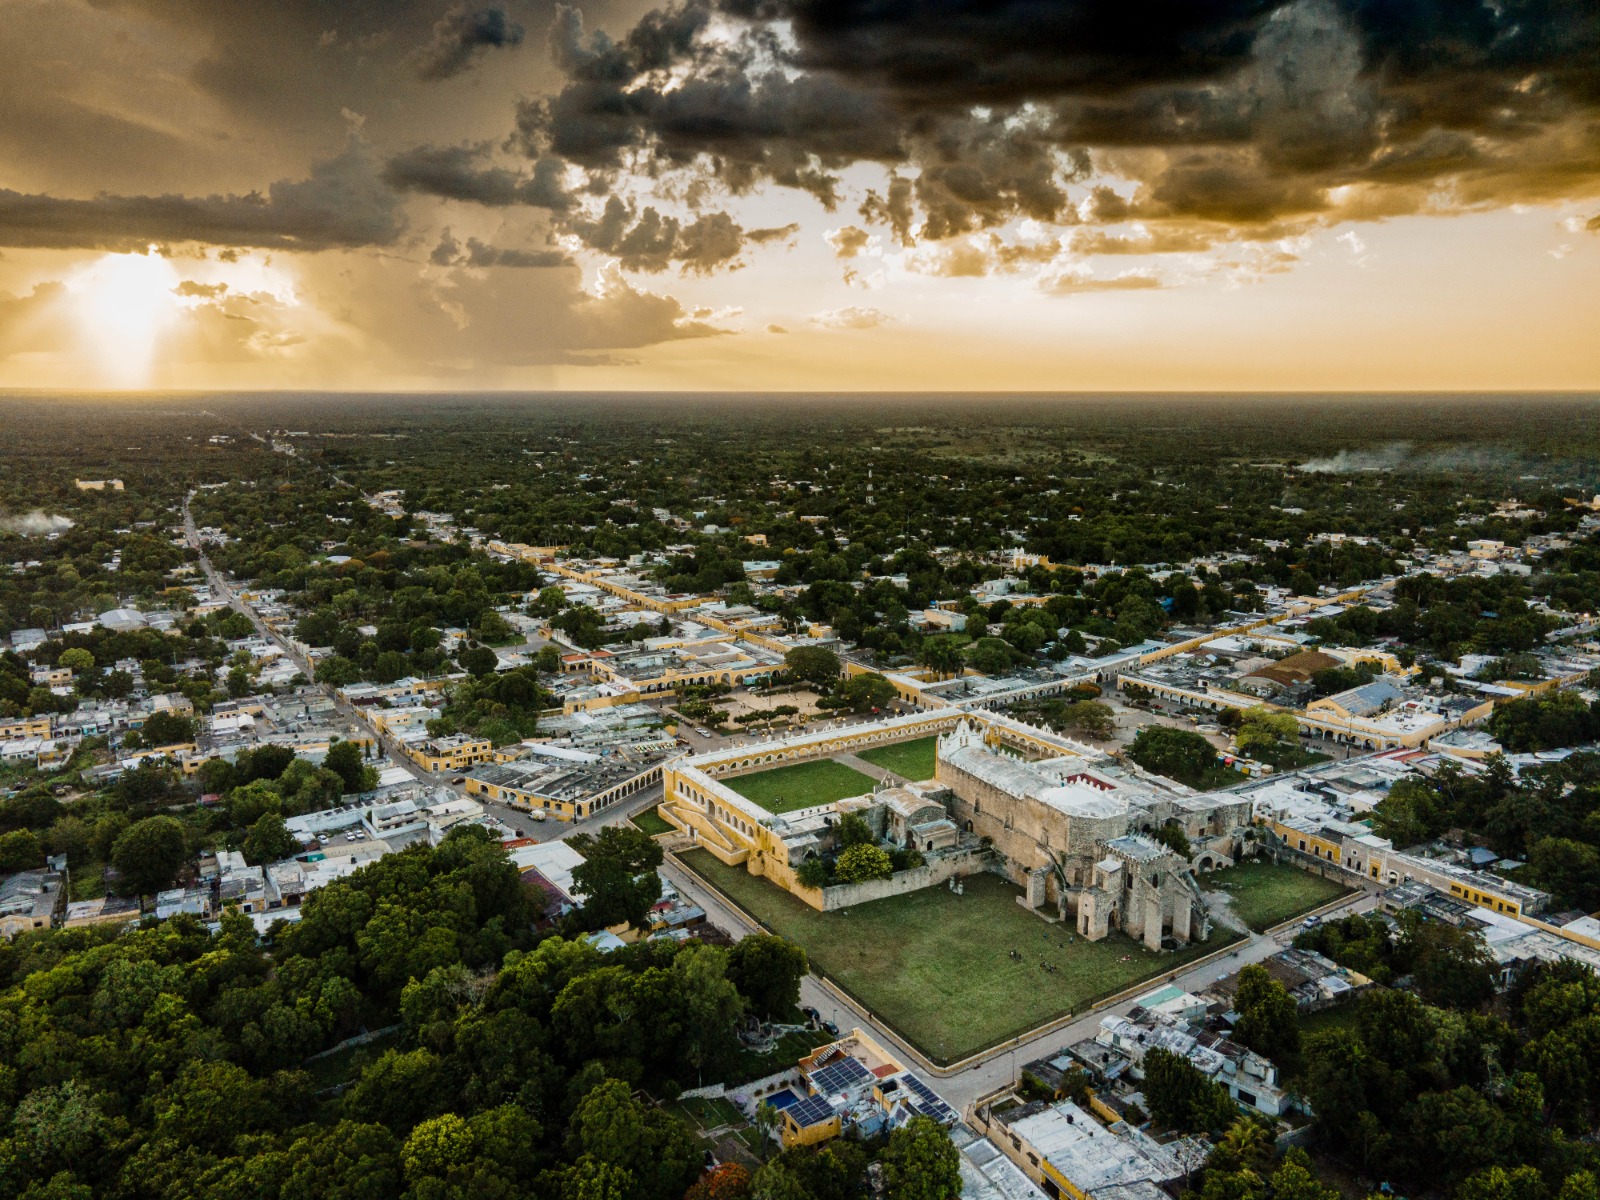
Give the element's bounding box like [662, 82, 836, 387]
[66, 249, 184, 388]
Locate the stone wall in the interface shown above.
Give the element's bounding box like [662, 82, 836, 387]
[815, 845, 992, 911]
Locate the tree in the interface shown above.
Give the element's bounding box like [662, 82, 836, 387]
[110, 815, 187, 895]
[242, 812, 298, 866]
[836, 812, 873, 847]
[1262, 1148, 1340, 1200]
[1059, 699, 1115, 739]
[457, 645, 498, 678]
[881, 1115, 960, 1200]
[675, 943, 745, 1082]
[966, 637, 1015, 675]
[1405, 915, 1495, 1010]
[372, 650, 410, 683]
[686, 1164, 752, 1200]
[835, 672, 895, 713]
[1529, 837, 1600, 911]
[727, 935, 809, 1019]
[1151, 821, 1191, 859]
[568, 826, 664, 929]
[1456, 1166, 1550, 1200]
[57, 647, 94, 674]
[833, 843, 893, 883]
[1127, 726, 1218, 788]
[1142, 1047, 1236, 1134]
[783, 645, 840, 688]
[0, 828, 43, 871]
[1235, 706, 1300, 757]
[567, 1079, 700, 1200]
[140, 709, 195, 746]
[324, 740, 377, 795]
[1232, 964, 1300, 1065]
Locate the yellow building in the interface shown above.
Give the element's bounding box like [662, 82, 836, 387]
[0, 715, 53, 740]
[408, 735, 493, 774]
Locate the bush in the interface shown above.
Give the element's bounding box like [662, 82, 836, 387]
[833, 844, 893, 884]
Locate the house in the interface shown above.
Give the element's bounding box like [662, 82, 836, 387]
[0, 868, 65, 937]
[1096, 1007, 1292, 1117]
[406, 733, 493, 774]
[770, 1029, 959, 1150]
[986, 1096, 1202, 1199]
[63, 894, 141, 930]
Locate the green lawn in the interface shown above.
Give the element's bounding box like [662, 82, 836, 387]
[1202, 860, 1353, 932]
[725, 760, 877, 814]
[722, 1027, 834, 1088]
[679, 849, 1239, 1063]
[631, 804, 675, 836]
[856, 736, 939, 781]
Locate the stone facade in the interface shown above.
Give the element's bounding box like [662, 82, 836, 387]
[935, 721, 1245, 945]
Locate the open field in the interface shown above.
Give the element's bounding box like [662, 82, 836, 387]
[1203, 860, 1354, 932]
[631, 804, 675, 836]
[856, 736, 939, 781]
[680, 849, 1240, 1063]
[724, 760, 877, 814]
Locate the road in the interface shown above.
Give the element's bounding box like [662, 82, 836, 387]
[662, 851, 1379, 1112]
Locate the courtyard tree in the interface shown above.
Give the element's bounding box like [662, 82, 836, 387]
[1141, 1048, 1237, 1134]
[324, 739, 378, 794]
[242, 812, 299, 865]
[727, 935, 810, 1019]
[110, 814, 187, 895]
[1234, 706, 1300, 759]
[568, 826, 665, 930]
[881, 1115, 960, 1200]
[965, 637, 1015, 675]
[833, 843, 893, 883]
[1059, 699, 1115, 739]
[783, 645, 840, 688]
[834, 672, 896, 713]
[57, 646, 94, 673]
[1231, 964, 1300, 1065]
[1127, 726, 1219, 789]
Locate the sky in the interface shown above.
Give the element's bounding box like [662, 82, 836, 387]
[0, 0, 1597, 392]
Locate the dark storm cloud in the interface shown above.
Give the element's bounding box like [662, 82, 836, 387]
[515, 0, 1600, 252]
[431, 228, 572, 266]
[567, 195, 750, 271]
[411, 3, 527, 81]
[0, 136, 404, 251]
[384, 145, 572, 209]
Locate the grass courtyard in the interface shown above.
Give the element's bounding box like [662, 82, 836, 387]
[631, 804, 676, 836]
[1201, 860, 1354, 932]
[679, 849, 1239, 1063]
[724, 759, 877, 814]
[857, 736, 939, 781]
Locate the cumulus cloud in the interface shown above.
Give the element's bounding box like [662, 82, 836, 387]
[506, 0, 1600, 265]
[825, 225, 873, 258]
[810, 305, 892, 329]
[410, 4, 525, 81]
[567, 196, 751, 273]
[0, 135, 404, 251]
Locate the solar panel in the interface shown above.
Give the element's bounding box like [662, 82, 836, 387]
[810, 1056, 872, 1095]
[788, 1095, 837, 1128]
[900, 1073, 959, 1125]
